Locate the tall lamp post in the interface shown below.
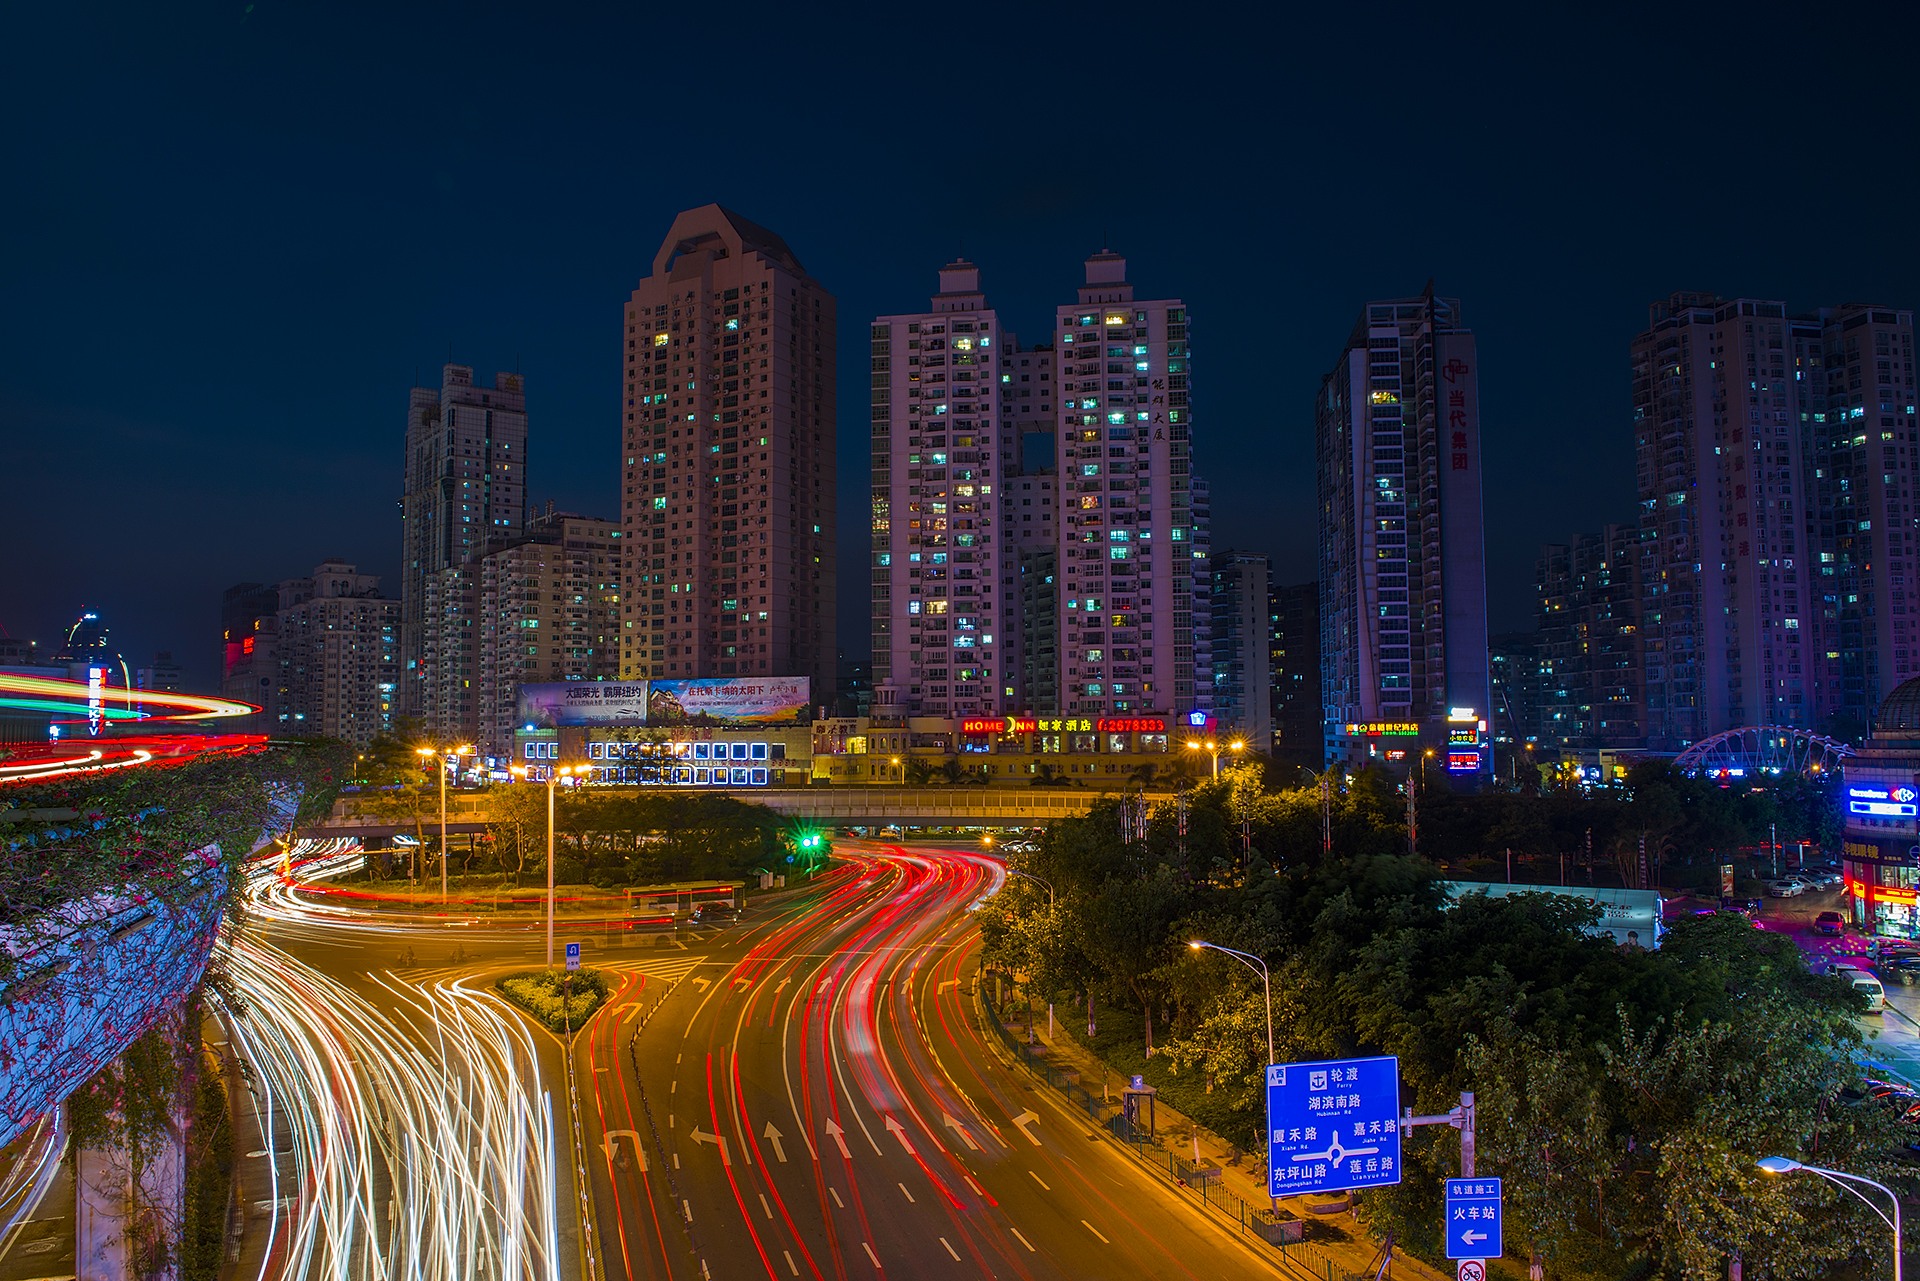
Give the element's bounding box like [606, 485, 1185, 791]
[1300, 765, 1334, 856]
[512, 761, 582, 970]
[1758, 1156, 1901, 1280]
[1188, 940, 1273, 1065]
[417, 743, 473, 901]
[1184, 737, 1246, 780]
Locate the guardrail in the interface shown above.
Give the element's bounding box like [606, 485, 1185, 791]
[976, 979, 1372, 1281]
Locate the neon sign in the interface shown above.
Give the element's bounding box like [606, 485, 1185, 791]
[1345, 722, 1419, 737]
[1098, 717, 1166, 733]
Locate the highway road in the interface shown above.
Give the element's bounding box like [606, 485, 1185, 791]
[576, 841, 1281, 1280]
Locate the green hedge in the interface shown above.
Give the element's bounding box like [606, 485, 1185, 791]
[496, 967, 610, 1034]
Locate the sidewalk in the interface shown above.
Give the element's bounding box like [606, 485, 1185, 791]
[979, 983, 1453, 1281]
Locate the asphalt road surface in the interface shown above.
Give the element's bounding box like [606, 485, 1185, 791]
[578, 841, 1281, 1280]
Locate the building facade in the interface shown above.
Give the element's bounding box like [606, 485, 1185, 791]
[870, 261, 1024, 717]
[273, 561, 400, 746]
[476, 509, 623, 754]
[1535, 524, 1645, 751]
[1269, 578, 1321, 767]
[619, 205, 837, 701]
[1318, 288, 1491, 775]
[400, 364, 529, 733]
[1207, 550, 1272, 748]
[1054, 252, 1198, 719]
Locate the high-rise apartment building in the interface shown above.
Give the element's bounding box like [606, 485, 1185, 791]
[1536, 525, 1645, 750]
[1632, 294, 1820, 747]
[619, 206, 836, 698]
[1055, 252, 1198, 717]
[1269, 579, 1321, 767]
[476, 509, 622, 754]
[1318, 288, 1490, 774]
[1207, 550, 1272, 748]
[1010, 472, 1060, 712]
[1190, 475, 1214, 712]
[401, 364, 529, 736]
[1806, 304, 1919, 737]
[871, 261, 1023, 716]
[274, 561, 400, 746]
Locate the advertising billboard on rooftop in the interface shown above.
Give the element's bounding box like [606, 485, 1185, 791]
[516, 682, 650, 729]
[648, 677, 810, 726]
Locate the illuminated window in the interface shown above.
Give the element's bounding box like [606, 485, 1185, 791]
[1104, 313, 1126, 326]
[654, 333, 669, 346]
[1370, 391, 1399, 405]
[653, 497, 667, 509]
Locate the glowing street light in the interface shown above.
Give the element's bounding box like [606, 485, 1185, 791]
[1184, 736, 1246, 779]
[417, 743, 474, 900]
[1189, 939, 1273, 1065]
[1757, 1156, 1901, 1279]
[512, 760, 584, 969]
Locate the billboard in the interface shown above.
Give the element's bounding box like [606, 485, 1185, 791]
[1443, 882, 1664, 949]
[516, 681, 651, 729]
[648, 677, 810, 726]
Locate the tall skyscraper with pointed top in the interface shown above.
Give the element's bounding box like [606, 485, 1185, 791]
[618, 206, 836, 699]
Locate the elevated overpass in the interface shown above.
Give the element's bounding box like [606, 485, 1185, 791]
[309, 785, 1180, 836]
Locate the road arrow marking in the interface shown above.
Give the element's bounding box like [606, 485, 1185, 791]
[601, 1129, 646, 1170]
[939, 979, 959, 992]
[690, 1127, 731, 1166]
[1011, 1110, 1042, 1145]
[883, 1114, 915, 1156]
[692, 977, 711, 991]
[942, 1113, 979, 1151]
[823, 1118, 852, 1159]
[775, 978, 790, 994]
[763, 1122, 789, 1163]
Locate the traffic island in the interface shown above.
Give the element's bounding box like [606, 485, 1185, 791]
[497, 967, 610, 1034]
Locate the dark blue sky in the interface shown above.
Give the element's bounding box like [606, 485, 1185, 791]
[4, 2, 1915, 689]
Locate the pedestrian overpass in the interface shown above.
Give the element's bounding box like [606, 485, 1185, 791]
[306, 785, 1179, 837]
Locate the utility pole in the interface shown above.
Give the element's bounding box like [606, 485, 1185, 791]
[1320, 771, 1332, 856]
[1405, 773, 1418, 859]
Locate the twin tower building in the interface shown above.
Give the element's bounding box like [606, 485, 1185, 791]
[401, 205, 1493, 775]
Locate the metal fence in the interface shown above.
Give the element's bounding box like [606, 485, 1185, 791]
[978, 981, 1377, 1281]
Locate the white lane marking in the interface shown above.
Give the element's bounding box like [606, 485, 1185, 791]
[830, 1186, 845, 1208]
[759, 1193, 774, 1220]
[1010, 1228, 1036, 1252]
[898, 1181, 915, 1203]
[683, 1199, 693, 1222]
[1082, 1219, 1109, 1244]
[784, 1250, 800, 1276]
[673, 1153, 680, 1169]
[1028, 1170, 1049, 1191]
[862, 1242, 882, 1268]
[940, 1237, 961, 1261]
[963, 1174, 984, 1197]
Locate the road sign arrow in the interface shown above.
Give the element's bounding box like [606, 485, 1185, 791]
[823, 1118, 852, 1159]
[1010, 1110, 1042, 1146]
[762, 1122, 788, 1163]
[942, 1112, 980, 1151]
[689, 1127, 731, 1166]
[601, 1129, 646, 1170]
[883, 1115, 916, 1156]
[1462, 1230, 1488, 1246]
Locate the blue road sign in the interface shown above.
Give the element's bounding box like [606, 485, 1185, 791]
[565, 942, 581, 972]
[1444, 1178, 1502, 1260]
[1265, 1056, 1402, 1197]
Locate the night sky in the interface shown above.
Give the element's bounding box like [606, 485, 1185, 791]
[5, 3, 1916, 690]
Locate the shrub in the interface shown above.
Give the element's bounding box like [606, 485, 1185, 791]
[496, 967, 610, 1034]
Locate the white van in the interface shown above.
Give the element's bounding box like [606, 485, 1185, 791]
[1835, 964, 1888, 1013]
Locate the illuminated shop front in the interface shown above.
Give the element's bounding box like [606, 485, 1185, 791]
[1840, 675, 1920, 937]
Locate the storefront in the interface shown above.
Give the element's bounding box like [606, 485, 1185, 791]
[1840, 676, 1920, 937]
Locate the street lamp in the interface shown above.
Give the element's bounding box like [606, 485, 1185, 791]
[889, 755, 902, 784]
[1184, 737, 1246, 780]
[512, 761, 583, 970]
[1299, 765, 1334, 856]
[1004, 867, 1054, 906]
[1189, 940, 1273, 1066]
[1757, 1156, 1901, 1280]
[417, 743, 474, 901]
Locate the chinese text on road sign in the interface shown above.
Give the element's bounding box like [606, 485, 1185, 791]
[1265, 1055, 1402, 1197]
[565, 941, 581, 971]
[1445, 1177, 1502, 1261]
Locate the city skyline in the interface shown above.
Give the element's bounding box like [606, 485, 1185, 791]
[7, 6, 1915, 688]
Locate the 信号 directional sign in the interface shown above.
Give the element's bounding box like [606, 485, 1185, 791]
[1444, 1177, 1502, 1260]
[565, 942, 581, 971]
[1265, 1055, 1402, 1197]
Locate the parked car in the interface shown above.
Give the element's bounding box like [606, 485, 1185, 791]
[1880, 954, 1920, 984]
[1835, 963, 1889, 1012]
[1767, 879, 1805, 897]
[1815, 910, 1847, 936]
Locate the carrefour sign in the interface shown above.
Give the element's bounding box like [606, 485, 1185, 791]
[1849, 783, 1918, 818]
